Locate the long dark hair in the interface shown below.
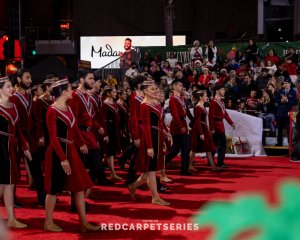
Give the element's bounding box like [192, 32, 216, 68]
[50, 82, 70, 98]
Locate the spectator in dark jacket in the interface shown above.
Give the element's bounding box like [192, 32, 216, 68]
[275, 78, 297, 146]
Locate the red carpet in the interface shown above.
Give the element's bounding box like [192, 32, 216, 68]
[1, 156, 300, 240]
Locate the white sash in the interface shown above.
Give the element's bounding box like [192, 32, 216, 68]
[90, 94, 99, 109]
[75, 90, 93, 117]
[135, 95, 144, 103]
[174, 95, 186, 114]
[117, 101, 128, 113]
[214, 98, 226, 114]
[15, 92, 32, 116]
[0, 104, 19, 126]
[146, 103, 163, 119]
[104, 101, 118, 113]
[52, 106, 75, 127]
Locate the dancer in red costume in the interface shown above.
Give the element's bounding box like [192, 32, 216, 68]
[128, 80, 170, 206]
[44, 79, 99, 232]
[11, 69, 46, 206]
[117, 89, 130, 154]
[101, 86, 122, 180]
[0, 76, 31, 228]
[69, 70, 111, 192]
[189, 91, 219, 171]
[209, 85, 235, 167]
[36, 79, 56, 156]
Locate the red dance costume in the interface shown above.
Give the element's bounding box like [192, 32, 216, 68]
[191, 105, 215, 152]
[100, 101, 121, 156]
[36, 96, 54, 145]
[209, 98, 234, 133]
[69, 89, 98, 149]
[169, 95, 188, 135]
[129, 91, 144, 140]
[117, 100, 130, 151]
[44, 106, 93, 194]
[135, 103, 164, 172]
[11, 91, 39, 153]
[90, 93, 104, 138]
[0, 105, 28, 184]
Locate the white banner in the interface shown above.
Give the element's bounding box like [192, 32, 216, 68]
[80, 36, 186, 69]
[165, 109, 266, 156]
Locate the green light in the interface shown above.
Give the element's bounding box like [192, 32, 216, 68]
[32, 50, 37, 55]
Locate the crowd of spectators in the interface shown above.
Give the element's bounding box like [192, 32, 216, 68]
[102, 39, 300, 146]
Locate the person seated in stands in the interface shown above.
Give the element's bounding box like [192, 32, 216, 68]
[254, 60, 265, 80]
[226, 70, 237, 83]
[225, 98, 236, 110]
[265, 60, 277, 76]
[225, 77, 240, 103]
[188, 68, 200, 85]
[166, 51, 178, 69]
[121, 77, 130, 91]
[258, 89, 276, 132]
[162, 61, 173, 74]
[235, 50, 244, 63]
[175, 70, 190, 90]
[228, 59, 240, 71]
[265, 49, 281, 66]
[210, 71, 219, 84]
[193, 60, 203, 74]
[103, 73, 118, 87]
[159, 76, 170, 98]
[226, 45, 237, 61]
[284, 47, 299, 65]
[125, 62, 139, 79]
[240, 74, 256, 98]
[266, 83, 277, 97]
[198, 67, 210, 87]
[284, 57, 298, 86]
[182, 64, 193, 78]
[218, 69, 228, 85]
[256, 68, 271, 90]
[237, 98, 247, 113]
[248, 60, 256, 75]
[165, 71, 174, 85]
[174, 62, 183, 72]
[153, 65, 166, 83]
[236, 61, 248, 77]
[139, 51, 153, 69]
[141, 65, 151, 75]
[207, 80, 215, 100]
[149, 61, 157, 75]
[246, 89, 259, 116]
[154, 52, 162, 65]
[274, 64, 291, 80]
[275, 78, 297, 146]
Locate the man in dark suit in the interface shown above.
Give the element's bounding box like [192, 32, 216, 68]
[275, 78, 297, 146]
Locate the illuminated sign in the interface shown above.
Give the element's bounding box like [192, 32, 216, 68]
[80, 36, 186, 69]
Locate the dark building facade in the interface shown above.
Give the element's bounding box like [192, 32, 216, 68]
[1, 0, 258, 43]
